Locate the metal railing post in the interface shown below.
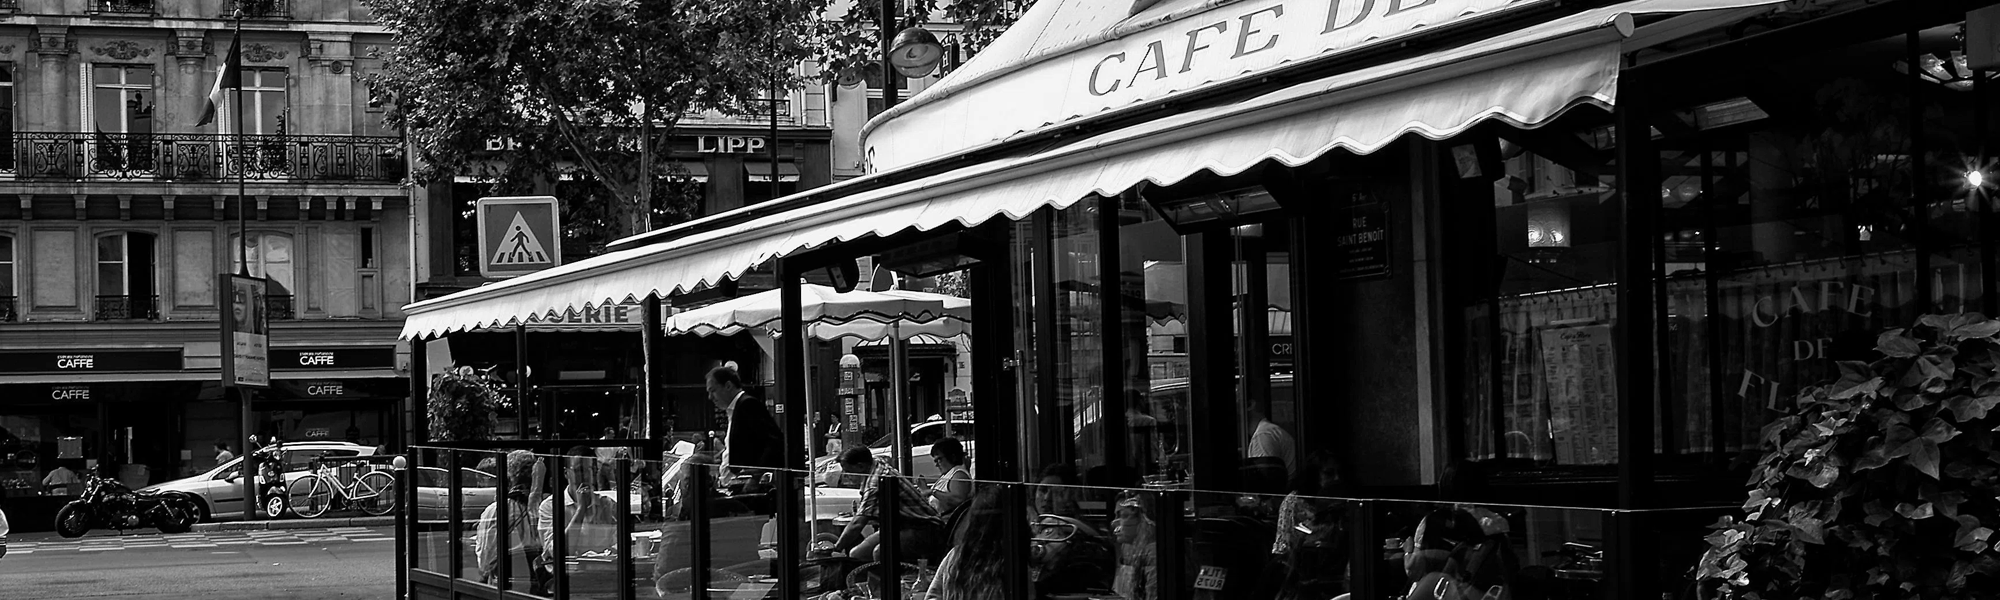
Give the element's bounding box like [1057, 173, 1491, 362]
[689, 460, 712, 599]
[1156, 489, 1187, 600]
[445, 450, 463, 586]
[394, 454, 408, 599]
[495, 450, 512, 592]
[880, 470, 901, 600]
[617, 454, 635, 600]
[551, 452, 569, 599]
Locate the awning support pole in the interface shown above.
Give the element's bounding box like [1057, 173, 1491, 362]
[891, 323, 911, 474]
[777, 258, 807, 600]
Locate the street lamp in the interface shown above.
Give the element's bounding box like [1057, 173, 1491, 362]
[879, 0, 943, 109]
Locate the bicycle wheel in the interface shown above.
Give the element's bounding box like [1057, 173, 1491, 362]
[290, 475, 334, 519]
[354, 470, 398, 516]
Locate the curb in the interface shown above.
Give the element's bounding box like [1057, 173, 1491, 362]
[191, 515, 398, 532]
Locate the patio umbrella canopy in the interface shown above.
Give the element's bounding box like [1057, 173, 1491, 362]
[662, 284, 971, 341]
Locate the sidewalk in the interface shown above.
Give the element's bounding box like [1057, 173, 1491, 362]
[191, 515, 397, 532]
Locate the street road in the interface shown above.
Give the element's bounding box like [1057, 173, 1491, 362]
[0, 526, 394, 599]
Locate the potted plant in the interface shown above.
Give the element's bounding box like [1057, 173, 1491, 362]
[426, 366, 503, 442]
[1697, 313, 2000, 599]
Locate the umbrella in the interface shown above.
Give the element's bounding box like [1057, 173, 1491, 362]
[663, 284, 970, 341]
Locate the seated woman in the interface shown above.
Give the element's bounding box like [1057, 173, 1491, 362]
[926, 486, 1015, 600]
[925, 438, 973, 517]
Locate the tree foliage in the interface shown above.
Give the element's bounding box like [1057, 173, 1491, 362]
[1697, 313, 2000, 600]
[364, 0, 821, 239]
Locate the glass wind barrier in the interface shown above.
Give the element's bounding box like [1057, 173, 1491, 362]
[1374, 499, 1611, 600]
[408, 445, 1640, 600]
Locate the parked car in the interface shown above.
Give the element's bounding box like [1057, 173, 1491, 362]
[144, 441, 377, 521]
[413, 464, 643, 521]
[811, 416, 976, 482]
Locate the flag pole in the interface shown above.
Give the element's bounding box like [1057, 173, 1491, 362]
[233, 11, 247, 276]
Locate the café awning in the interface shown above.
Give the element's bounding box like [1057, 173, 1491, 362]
[399, 0, 1779, 340]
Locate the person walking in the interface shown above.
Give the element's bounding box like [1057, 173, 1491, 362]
[709, 365, 780, 487]
[213, 440, 235, 469]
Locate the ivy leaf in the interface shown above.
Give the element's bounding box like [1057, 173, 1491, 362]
[1908, 439, 1943, 480]
[1865, 500, 1895, 526]
[1894, 391, 1934, 410]
[1954, 515, 1992, 552]
[1835, 377, 1887, 401]
[1896, 501, 1935, 520]
[1951, 319, 2000, 341]
[1879, 329, 1922, 357]
[1855, 437, 1893, 471]
[1792, 516, 1827, 544]
[1921, 418, 1962, 444]
[1941, 395, 2000, 422]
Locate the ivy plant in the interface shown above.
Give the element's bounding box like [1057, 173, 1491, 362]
[1697, 313, 2000, 599]
[426, 366, 503, 442]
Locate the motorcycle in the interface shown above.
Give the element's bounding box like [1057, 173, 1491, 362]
[53, 474, 201, 538]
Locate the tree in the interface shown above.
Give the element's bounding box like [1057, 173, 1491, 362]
[365, 0, 822, 240]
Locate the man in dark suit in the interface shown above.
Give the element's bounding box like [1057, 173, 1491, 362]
[708, 365, 781, 490]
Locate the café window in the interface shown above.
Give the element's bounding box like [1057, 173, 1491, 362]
[1448, 107, 1624, 466]
[229, 233, 295, 295]
[1651, 25, 1989, 459]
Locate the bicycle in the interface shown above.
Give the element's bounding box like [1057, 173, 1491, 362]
[285, 458, 398, 518]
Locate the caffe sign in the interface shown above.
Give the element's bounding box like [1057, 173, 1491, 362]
[0, 350, 184, 373]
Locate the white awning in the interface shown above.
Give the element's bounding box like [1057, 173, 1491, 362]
[399, 0, 1774, 340]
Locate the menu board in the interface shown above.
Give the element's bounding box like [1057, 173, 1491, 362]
[1538, 322, 1619, 465]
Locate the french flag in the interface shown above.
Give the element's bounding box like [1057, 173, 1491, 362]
[196, 31, 241, 127]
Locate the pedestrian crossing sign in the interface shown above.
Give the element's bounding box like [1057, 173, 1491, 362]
[476, 196, 563, 277]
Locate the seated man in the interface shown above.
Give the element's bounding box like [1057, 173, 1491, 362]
[832, 447, 946, 563]
[536, 448, 622, 594]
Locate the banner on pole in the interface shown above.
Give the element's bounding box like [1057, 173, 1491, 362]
[220, 273, 269, 387]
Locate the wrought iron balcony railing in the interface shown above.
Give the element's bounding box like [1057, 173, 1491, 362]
[265, 294, 295, 321]
[1, 133, 406, 183]
[96, 0, 154, 14]
[94, 295, 159, 321]
[226, 0, 289, 18]
[0, 296, 15, 322]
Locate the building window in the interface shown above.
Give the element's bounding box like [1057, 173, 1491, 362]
[229, 233, 295, 295]
[90, 65, 154, 134]
[862, 64, 915, 119]
[94, 232, 157, 320]
[241, 68, 288, 135]
[0, 65, 14, 168]
[0, 234, 14, 322]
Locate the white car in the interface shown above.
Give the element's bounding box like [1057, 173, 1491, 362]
[144, 441, 378, 521]
[812, 416, 976, 482]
